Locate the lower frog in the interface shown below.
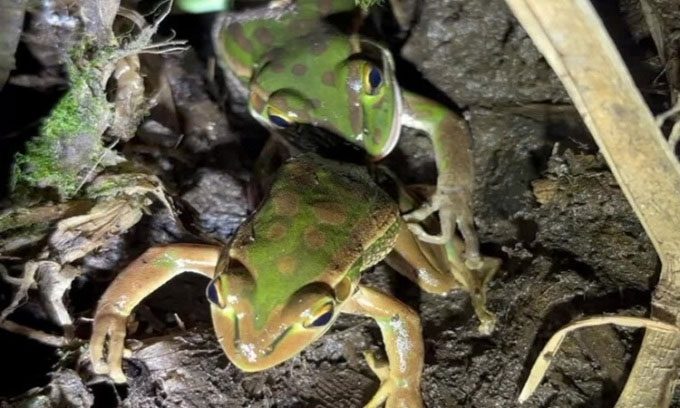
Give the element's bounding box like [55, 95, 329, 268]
[90, 154, 498, 407]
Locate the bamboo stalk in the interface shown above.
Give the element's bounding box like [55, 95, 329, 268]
[502, 1, 680, 406]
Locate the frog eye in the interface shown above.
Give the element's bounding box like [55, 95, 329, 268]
[303, 302, 334, 328]
[267, 106, 294, 129]
[206, 275, 226, 309]
[363, 63, 383, 95]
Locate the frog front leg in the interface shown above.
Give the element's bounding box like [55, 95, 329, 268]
[342, 285, 424, 408]
[90, 244, 221, 382]
[400, 91, 483, 269]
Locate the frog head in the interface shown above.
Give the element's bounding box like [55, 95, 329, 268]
[206, 261, 354, 371]
[248, 35, 402, 159]
[204, 157, 364, 370]
[204, 154, 399, 371]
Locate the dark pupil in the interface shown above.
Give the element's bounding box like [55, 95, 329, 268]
[206, 282, 221, 307]
[269, 114, 290, 128]
[368, 67, 382, 89]
[311, 311, 333, 327]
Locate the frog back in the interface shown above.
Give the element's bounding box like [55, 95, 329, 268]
[217, 0, 357, 80]
[228, 155, 399, 324]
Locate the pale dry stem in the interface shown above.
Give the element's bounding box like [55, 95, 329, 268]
[518, 316, 680, 403]
[0, 262, 38, 322]
[0, 320, 68, 348]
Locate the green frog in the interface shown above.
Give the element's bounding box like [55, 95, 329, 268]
[213, 0, 489, 271]
[90, 154, 498, 408]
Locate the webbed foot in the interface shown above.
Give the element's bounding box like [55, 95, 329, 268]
[448, 250, 501, 335]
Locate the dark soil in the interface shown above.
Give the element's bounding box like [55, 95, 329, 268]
[1, 0, 677, 407]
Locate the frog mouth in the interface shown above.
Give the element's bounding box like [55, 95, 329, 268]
[214, 310, 306, 372]
[232, 313, 294, 359]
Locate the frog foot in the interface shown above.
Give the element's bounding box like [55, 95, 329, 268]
[362, 351, 424, 408]
[471, 291, 496, 335]
[461, 255, 501, 335]
[89, 310, 130, 383]
[403, 187, 482, 269]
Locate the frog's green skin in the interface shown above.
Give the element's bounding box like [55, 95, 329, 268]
[214, 0, 487, 268]
[90, 155, 498, 408]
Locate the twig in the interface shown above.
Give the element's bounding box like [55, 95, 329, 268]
[0, 320, 68, 347]
[0, 264, 26, 286]
[656, 98, 680, 150]
[0, 262, 38, 322]
[518, 316, 680, 403]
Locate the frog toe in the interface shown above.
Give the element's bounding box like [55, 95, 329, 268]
[362, 350, 389, 381]
[477, 315, 496, 336]
[363, 378, 424, 408]
[109, 366, 127, 384]
[405, 222, 450, 245]
[403, 200, 437, 222]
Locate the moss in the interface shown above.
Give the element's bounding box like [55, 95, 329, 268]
[0, 208, 39, 233]
[10, 13, 177, 201]
[11, 56, 111, 200]
[86, 177, 124, 196]
[86, 173, 153, 198]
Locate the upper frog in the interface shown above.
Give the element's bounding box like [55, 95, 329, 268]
[215, 0, 492, 272]
[206, 154, 400, 370]
[215, 0, 402, 158]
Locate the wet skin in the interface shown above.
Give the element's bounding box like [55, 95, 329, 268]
[214, 0, 494, 272]
[89, 154, 499, 408]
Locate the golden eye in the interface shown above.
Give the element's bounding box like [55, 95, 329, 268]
[267, 106, 294, 128]
[303, 302, 334, 328]
[362, 63, 383, 95]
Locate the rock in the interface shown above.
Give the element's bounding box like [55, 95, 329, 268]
[181, 168, 248, 241]
[402, 0, 568, 106]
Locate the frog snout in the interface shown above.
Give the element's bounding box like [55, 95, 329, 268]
[223, 332, 309, 372]
[230, 340, 273, 370]
[212, 308, 314, 371]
